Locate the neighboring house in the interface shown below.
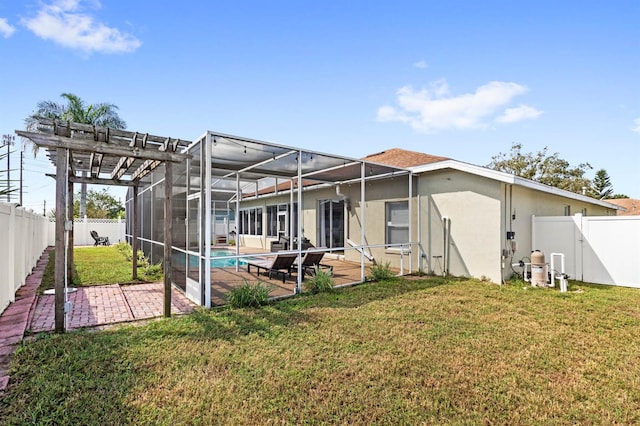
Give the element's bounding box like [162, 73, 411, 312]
[128, 133, 622, 306]
[605, 198, 640, 216]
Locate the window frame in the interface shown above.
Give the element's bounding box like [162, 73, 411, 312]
[385, 200, 409, 246]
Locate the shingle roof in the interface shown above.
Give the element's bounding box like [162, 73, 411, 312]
[604, 198, 640, 216]
[363, 148, 448, 168]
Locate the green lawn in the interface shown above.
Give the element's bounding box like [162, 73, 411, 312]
[38, 245, 162, 292]
[3, 271, 640, 423]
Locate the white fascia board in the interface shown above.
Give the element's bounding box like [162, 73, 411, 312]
[410, 160, 624, 211]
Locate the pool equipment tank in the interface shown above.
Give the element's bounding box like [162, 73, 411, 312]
[531, 250, 547, 287]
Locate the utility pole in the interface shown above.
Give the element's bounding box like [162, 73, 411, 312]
[2, 134, 15, 201]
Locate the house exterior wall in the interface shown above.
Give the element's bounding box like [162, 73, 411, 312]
[506, 184, 615, 276]
[414, 169, 618, 284]
[336, 177, 413, 268]
[234, 168, 619, 284]
[418, 170, 503, 282]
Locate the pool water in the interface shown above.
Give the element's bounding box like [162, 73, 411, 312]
[175, 250, 253, 268]
[210, 251, 249, 267]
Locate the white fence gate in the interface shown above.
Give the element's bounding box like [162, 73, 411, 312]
[532, 214, 640, 287]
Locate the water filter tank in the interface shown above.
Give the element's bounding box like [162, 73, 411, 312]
[531, 250, 546, 287]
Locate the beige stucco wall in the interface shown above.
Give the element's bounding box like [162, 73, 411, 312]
[418, 170, 503, 283]
[235, 168, 618, 283]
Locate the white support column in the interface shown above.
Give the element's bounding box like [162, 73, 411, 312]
[163, 162, 173, 317]
[289, 177, 294, 242]
[235, 172, 241, 270]
[360, 162, 366, 282]
[204, 132, 212, 308]
[296, 150, 303, 294]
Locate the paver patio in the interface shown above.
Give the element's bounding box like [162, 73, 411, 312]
[0, 248, 197, 393]
[29, 283, 196, 333]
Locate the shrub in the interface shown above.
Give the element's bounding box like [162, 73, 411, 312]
[303, 266, 335, 294]
[226, 280, 273, 308]
[142, 263, 163, 281]
[368, 261, 396, 281]
[118, 242, 145, 265]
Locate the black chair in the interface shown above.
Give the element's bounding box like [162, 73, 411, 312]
[90, 230, 110, 246]
[292, 249, 332, 277]
[247, 253, 297, 283]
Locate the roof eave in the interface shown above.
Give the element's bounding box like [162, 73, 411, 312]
[410, 160, 625, 211]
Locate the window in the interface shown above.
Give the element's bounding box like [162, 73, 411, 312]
[266, 205, 278, 237]
[581, 208, 587, 216]
[266, 203, 298, 237]
[564, 205, 571, 216]
[386, 201, 409, 245]
[239, 207, 263, 235]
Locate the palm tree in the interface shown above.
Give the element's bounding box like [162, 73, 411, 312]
[25, 93, 126, 147]
[25, 93, 127, 216]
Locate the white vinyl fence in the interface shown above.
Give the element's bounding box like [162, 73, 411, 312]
[0, 203, 49, 314]
[532, 214, 640, 287]
[47, 218, 126, 246]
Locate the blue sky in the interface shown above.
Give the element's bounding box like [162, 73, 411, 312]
[1, 0, 639, 212]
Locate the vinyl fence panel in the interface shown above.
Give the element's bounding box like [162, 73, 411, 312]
[532, 214, 640, 287]
[0, 204, 48, 314]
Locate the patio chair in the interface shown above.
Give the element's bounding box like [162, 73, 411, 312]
[90, 230, 110, 246]
[247, 253, 297, 283]
[292, 249, 333, 277]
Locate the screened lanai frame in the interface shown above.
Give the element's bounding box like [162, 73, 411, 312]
[128, 130, 416, 307]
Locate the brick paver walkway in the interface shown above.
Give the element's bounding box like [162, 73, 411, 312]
[0, 248, 50, 393]
[30, 283, 196, 333]
[0, 248, 197, 394]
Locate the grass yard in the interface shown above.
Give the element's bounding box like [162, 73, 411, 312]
[38, 245, 162, 292]
[3, 275, 640, 423]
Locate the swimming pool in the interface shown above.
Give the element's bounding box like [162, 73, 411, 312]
[174, 250, 254, 268]
[210, 250, 249, 267]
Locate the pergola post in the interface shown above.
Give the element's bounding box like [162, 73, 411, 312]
[163, 162, 173, 317]
[54, 148, 68, 333]
[132, 185, 138, 280]
[67, 179, 74, 286]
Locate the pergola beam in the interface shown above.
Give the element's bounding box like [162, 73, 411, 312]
[111, 156, 136, 180]
[16, 131, 189, 163]
[45, 173, 139, 187]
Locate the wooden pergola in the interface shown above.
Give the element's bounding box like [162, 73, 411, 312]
[17, 118, 192, 332]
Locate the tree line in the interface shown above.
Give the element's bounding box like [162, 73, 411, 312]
[488, 143, 627, 200]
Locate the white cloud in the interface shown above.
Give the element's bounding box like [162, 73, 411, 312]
[632, 118, 640, 134]
[0, 17, 16, 38]
[413, 60, 428, 69]
[496, 105, 543, 123]
[377, 80, 541, 132]
[21, 0, 141, 54]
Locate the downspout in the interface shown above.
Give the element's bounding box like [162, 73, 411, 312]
[417, 178, 422, 273]
[442, 216, 450, 276]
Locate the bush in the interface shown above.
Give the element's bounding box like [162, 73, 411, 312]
[368, 261, 396, 281]
[114, 241, 153, 276]
[142, 263, 163, 281]
[226, 281, 273, 308]
[303, 266, 335, 294]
